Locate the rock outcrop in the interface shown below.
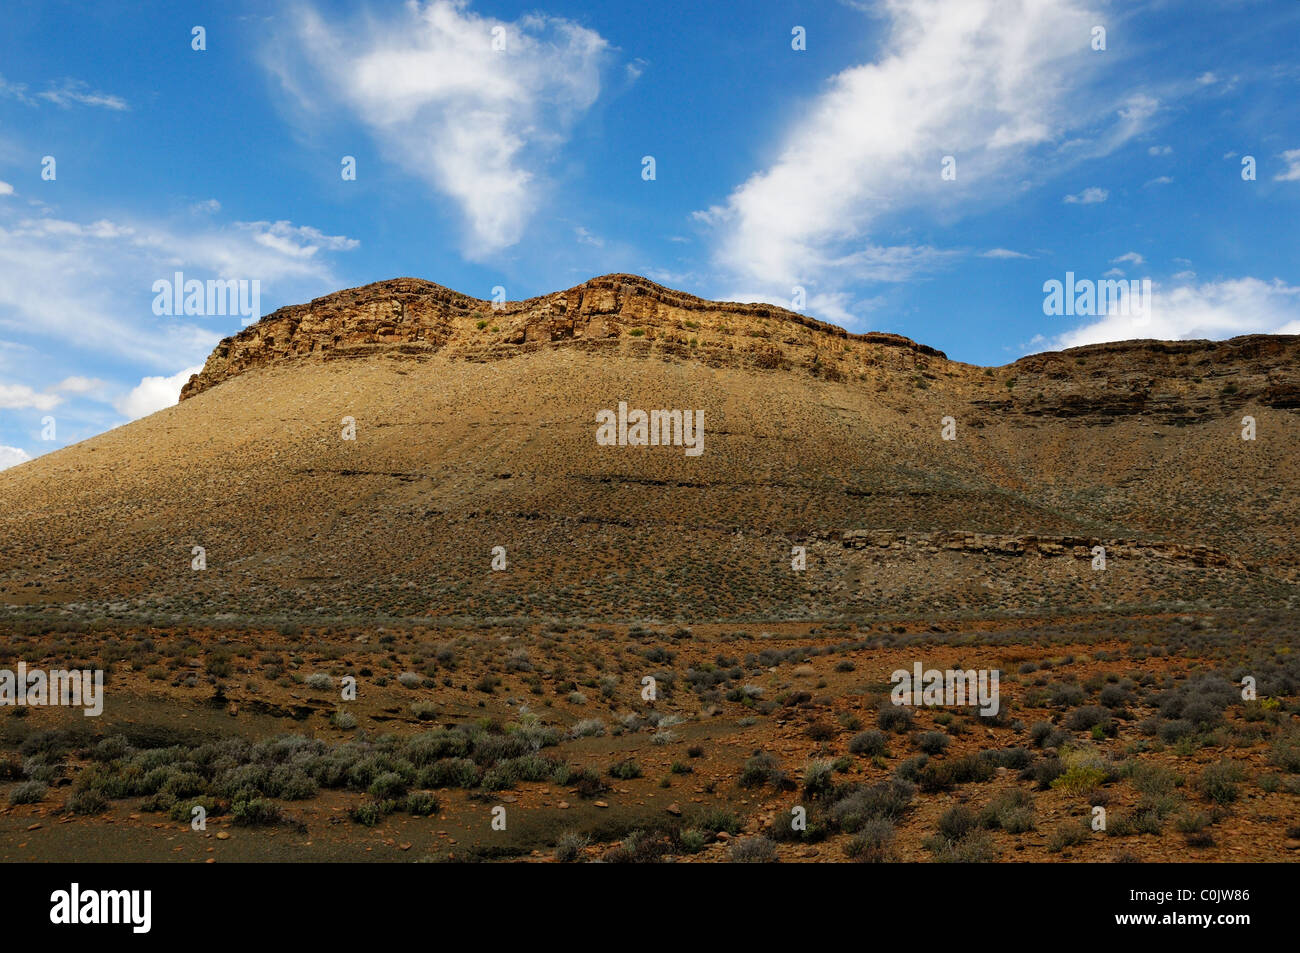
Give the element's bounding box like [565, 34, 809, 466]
[180, 275, 1300, 429]
[180, 274, 946, 400]
[823, 530, 1248, 570]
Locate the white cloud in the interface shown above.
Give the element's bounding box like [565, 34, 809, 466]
[37, 79, 128, 111]
[1063, 186, 1108, 204]
[115, 366, 203, 421]
[0, 445, 30, 471]
[238, 221, 359, 259]
[695, 0, 1146, 309]
[1274, 149, 1300, 182]
[1110, 251, 1145, 267]
[0, 207, 357, 367]
[54, 376, 106, 395]
[0, 382, 60, 411]
[0, 181, 12, 197]
[267, 0, 608, 258]
[0, 74, 127, 110]
[1144, 175, 1173, 186]
[981, 248, 1033, 259]
[1148, 144, 1172, 155]
[1196, 72, 1217, 86]
[1050, 277, 1300, 349]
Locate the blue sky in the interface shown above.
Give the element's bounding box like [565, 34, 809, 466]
[1, 0, 1298, 467]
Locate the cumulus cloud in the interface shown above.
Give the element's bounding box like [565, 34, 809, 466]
[0, 382, 60, 411]
[0, 445, 30, 471]
[266, 0, 609, 257]
[694, 0, 1149, 320]
[115, 366, 203, 421]
[1110, 251, 1145, 267]
[0, 181, 12, 197]
[1050, 277, 1300, 349]
[1063, 186, 1108, 204]
[981, 248, 1032, 259]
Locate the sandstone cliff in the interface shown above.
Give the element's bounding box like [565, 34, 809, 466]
[180, 274, 946, 400]
[181, 275, 1300, 429]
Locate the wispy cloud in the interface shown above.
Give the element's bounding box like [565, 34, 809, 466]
[0, 74, 128, 110]
[0, 210, 357, 367]
[265, 0, 609, 258]
[694, 0, 1152, 321]
[1274, 149, 1300, 182]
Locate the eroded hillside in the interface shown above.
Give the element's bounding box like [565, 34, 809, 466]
[2, 275, 1297, 625]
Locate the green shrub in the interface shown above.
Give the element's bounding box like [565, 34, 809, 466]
[233, 797, 283, 826]
[696, 808, 741, 835]
[844, 818, 896, 862]
[915, 731, 950, 755]
[1046, 820, 1090, 852]
[554, 831, 588, 862]
[405, 792, 440, 816]
[740, 753, 785, 788]
[8, 780, 46, 805]
[608, 758, 642, 781]
[729, 836, 778, 863]
[978, 789, 1035, 833]
[1197, 761, 1245, 804]
[418, 758, 480, 789]
[848, 730, 887, 756]
[802, 760, 835, 798]
[878, 706, 914, 733]
[66, 789, 108, 815]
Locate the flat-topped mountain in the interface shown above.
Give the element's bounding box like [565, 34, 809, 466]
[3, 275, 1298, 625]
[180, 274, 946, 399]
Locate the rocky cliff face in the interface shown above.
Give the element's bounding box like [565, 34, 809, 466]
[181, 274, 1300, 427]
[180, 274, 946, 400]
[992, 335, 1300, 422]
